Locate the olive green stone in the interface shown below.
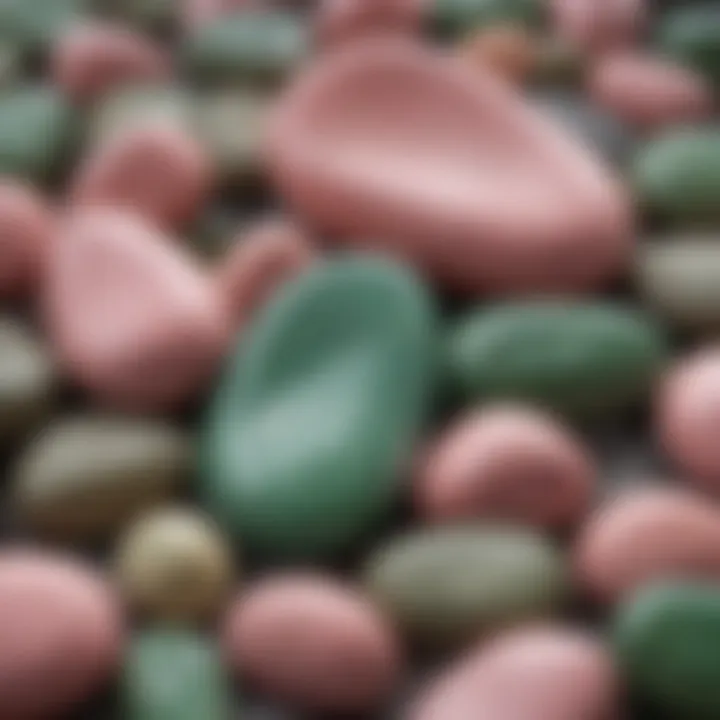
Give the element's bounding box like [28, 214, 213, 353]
[123, 630, 231, 720]
[656, 6, 720, 85]
[191, 89, 271, 188]
[13, 415, 192, 542]
[616, 582, 720, 720]
[0, 86, 78, 184]
[637, 237, 720, 332]
[90, 84, 194, 147]
[634, 127, 720, 227]
[364, 525, 567, 649]
[430, 0, 545, 38]
[0, 317, 55, 445]
[446, 300, 668, 418]
[200, 257, 437, 560]
[182, 10, 310, 86]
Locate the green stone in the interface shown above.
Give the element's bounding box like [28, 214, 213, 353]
[191, 89, 271, 188]
[446, 300, 668, 418]
[123, 630, 231, 720]
[200, 256, 437, 560]
[182, 10, 310, 86]
[656, 6, 720, 85]
[616, 582, 720, 720]
[430, 0, 545, 38]
[634, 127, 720, 227]
[364, 525, 567, 649]
[0, 86, 78, 184]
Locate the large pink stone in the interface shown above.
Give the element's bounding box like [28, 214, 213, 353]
[267, 39, 631, 295]
[589, 52, 713, 130]
[44, 208, 230, 412]
[51, 21, 169, 103]
[317, 0, 424, 48]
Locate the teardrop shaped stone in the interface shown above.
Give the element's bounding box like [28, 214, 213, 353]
[267, 39, 631, 296]
[44, 208, 230, 412]
[200, 256, 437, 560]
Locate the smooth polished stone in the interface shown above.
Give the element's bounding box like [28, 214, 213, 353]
[200, 256, 436, 560]
[268, 39, 631, 296]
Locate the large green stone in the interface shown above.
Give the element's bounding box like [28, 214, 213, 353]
[200, 256, 437, 560]
[122, 630, 231, 720]
[430, 0, 546, 38]
[446, 300, 668, 417]
[616, 582, 720, 720]
[656, 6, 720, 85]
[182, 10, 309, 86]
[0, 86, 78, 185]
[364, 524, 567, 649]
[634, 127, 720, 227]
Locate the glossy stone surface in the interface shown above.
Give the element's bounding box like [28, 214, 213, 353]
[616, 582, 720, 720]
[0, 317, 55, 445]
[656, 6, 720, 85]
[183, 10, 310, 85]
[446, 300, 668, 418]
[115, 506, 233, 623]
[634, 127, 720, 226]
[430, 0, 545, 38]
[364, 525, 567, 649]
[201, 256, 436, 560]
[637, 237, 720, 331]
[0, 86, 78, 184]
[268, 39, 631, 296]
[13, 415, 192, 542]
[122, 629, 231, 720]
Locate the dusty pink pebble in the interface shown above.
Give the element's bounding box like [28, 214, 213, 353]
[72, 124, 213, 231]
[51, 21, 169, 103]
[0, 549, 122, 719]
[415, 404, 595, 529]
[44, 208, 230, 413]
[657, 348, 720, 491]
[216, 218, 315, 329]
[0, 180, 53, 298]
[224, 574, 401, 712]
[589, 52, 713, 130]
[551, 0, 646, 53]
[317, 0, 424, 47]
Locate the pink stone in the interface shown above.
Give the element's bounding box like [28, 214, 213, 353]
[44, 208, 230, 413]
[181, 0, 251, 30]
[267, 38, 631, 296]
[51, 21, 169, 103]
[589, 52, 713, 130]
[216, 218, 315, 330]
[0, 180, 53, 299]
[0, 550, 122, 719]
[72, 124, 213, 231]
[317, 0, 424, 48]
[551, 0, 646, 53]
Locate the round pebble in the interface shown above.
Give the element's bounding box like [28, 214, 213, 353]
[224, 574, 401, 712]
[115, 506, 234, 623]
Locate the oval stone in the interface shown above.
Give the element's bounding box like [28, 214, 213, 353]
[182, 10, 309, 85]
[0, 550, 122, 719]
[616, 582, 720, 720]
[13, 415, 192, 542]
[122, 630, 231, 720]
[364, 525, 567, 649]
[268, 38, 630, 296]
[446, 300, 668, 418]
[0, 317, 56, 445]
[634, 126, 720, 226]
[44, 208, 230, 412]
[656, 6, 720, 85]
[430, 0, 545, 38]
[0, 86, 78, 184]
[637, 237, 720, 332]
[411, 627, 617, 720]
[200, 256, 436, 560]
